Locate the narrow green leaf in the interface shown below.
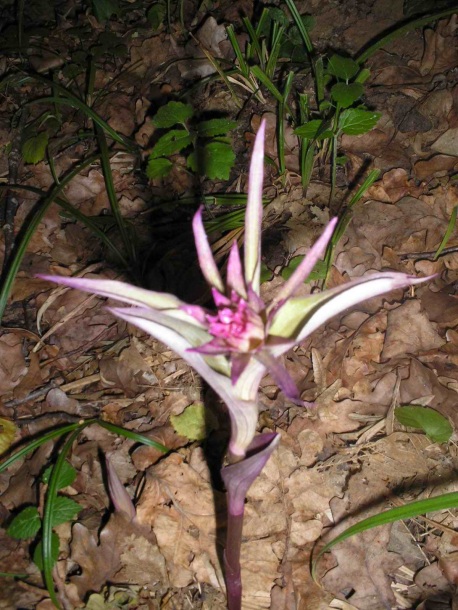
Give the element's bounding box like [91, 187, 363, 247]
[42, 460, 76, 489]
[50, 496, 82, 527]
[0, 422, 87, 475]
[146, 156, 173, 179]
[197, 118, 238, 138]
[326, 54, 359, 81]
[22, 132, 49, 164]
[434, 205, 458, 260]
[331, 82, 364, 108]
[312, 492, 458, 581]
[43, 423, 92, 608]
[338, 109, 381, 135]
[7, 506, 41, 539]
[149, 129, 192, 158]
[281, 258, 327, 282]
[395, 406, 453, 443]
[33, 533, 60, 571]
[152, 102, 193, 128]
[95, 421, 169, 453]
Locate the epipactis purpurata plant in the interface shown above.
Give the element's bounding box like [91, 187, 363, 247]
[40, 120, 430, 610]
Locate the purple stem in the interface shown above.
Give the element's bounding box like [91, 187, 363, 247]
[224, 510, 244, 610]
[221, 433, 280, 610]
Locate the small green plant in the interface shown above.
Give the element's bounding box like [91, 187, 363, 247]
[146, 101, 238, 181]
[0, 419, 168, 608]
[7, 460, 82, 571]
[312, 405, 455, 582]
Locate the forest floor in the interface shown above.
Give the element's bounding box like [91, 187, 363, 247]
[0, 0, 458, 608]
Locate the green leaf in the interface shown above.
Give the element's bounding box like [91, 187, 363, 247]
[331, 82, 364, 108]
[187, 141, 236, 180]
[7, 506, 41, 539]
[33, 532, 60, 571]
[281, 257, 327, 282]
[149, 129, 192, 158]
[394, 406, 453, 444]
[171, 403, 217, 441]
[146, 156, 173, 179]
[152, 102, 193, 128]
[197, 118, 238, 138]
[91, 0, 120, 22]
[146, 1, 166, 30]
[326, 54, 359, 81]
[50, 496, 82, 527]
[42, 461, 76, 489]
[294, 119, 333, 140]
[21, 132, 49, 164]
[338, 109, 381, 135]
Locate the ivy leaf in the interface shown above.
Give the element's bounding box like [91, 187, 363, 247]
[187, 141, 236, 180]
[146, 156, 173, 179]
[395, 406, 453, 444]
[149, 129, 192, 158]
[153, 102, 193, 128]
[7, 506, 41, 539]
[338, 109, 381, 135]
[22, 132, 49, 164]
[331, 82, 364, 108]
[171, 403, 218, 441]
[326, 54, 359, 81]
[197, 118, 238, 138]
[147, 0, 166, 31]
[33, 533, 60, 571]
[42, 461, 76, 489]
[294, 119, 333, 140]
[50, 496, 82, 527]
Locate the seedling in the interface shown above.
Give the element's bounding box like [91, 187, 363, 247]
[1, 419, 168, 608]
[41, 123, 431, 609]
[312, 407, 454, 583]
[147, 101, 238, 181]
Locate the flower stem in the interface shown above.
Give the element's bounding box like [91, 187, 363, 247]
[224, 509, 244, 610]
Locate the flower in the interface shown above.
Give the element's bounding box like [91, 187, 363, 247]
[39, 120, 430, 458]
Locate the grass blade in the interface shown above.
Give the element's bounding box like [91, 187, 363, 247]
[434, 205, 457, 260]
[283, 0, 314, 54]
[0, 184, 130, 268]
[43, 424, 91, 608]
[0, 423, 87, 474]
[95, 125, 137, 268]
[9, 73, 133, 148]
[356, 8, 458, 64]
[312, 492, 458, 581]
[96, 421, 168, 453]
[0, 155, 98, 323]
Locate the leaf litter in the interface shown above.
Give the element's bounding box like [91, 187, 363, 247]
[0, 0, 458, 609]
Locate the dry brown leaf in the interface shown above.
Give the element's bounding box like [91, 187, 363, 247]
[70, 512, 166, 600]
[382, 300, 444, 360]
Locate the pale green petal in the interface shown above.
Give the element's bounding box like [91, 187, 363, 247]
[269, 272, 429, 343]
[244, 120, 266, 293]
[110, 307, 256, 456]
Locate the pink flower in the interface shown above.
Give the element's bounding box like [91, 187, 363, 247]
[39, 120, 431, 457]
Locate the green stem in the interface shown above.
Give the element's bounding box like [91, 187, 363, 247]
[0, 155, 98, 324]
[356, 8, 458, 64]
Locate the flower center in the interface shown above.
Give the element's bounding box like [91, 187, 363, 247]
[207, 294, 264, 352]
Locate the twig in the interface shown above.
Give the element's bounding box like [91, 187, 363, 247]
[400, 246, 458, 260]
